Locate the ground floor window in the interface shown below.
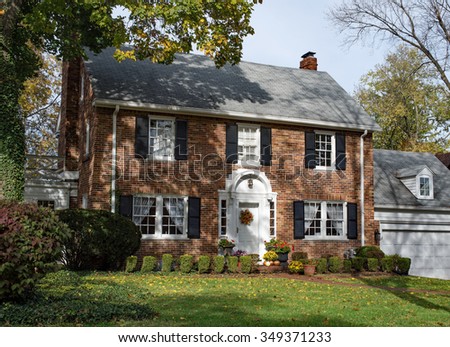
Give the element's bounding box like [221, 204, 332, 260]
[133, 196, 187, 238]
[219, 199, 227, 236]
[304, 201, 345, 239]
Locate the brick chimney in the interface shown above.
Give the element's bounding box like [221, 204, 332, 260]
[300, 51, 318, 70]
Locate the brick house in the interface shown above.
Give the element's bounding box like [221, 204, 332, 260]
[58, 49, 380, 260]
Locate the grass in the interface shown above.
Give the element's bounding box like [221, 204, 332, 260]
[1, 271, 449, 327]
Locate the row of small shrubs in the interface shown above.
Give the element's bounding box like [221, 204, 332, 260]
[290, 248, 411, 275]
[125, 254, 257, 274]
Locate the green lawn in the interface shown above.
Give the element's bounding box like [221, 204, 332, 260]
[1, 271, 449, 327]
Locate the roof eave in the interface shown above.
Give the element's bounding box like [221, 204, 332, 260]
[93, 98, 381, 132]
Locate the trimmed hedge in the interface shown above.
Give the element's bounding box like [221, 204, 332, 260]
[291, 252, 308, 261]
[227, 256, 239, 273]
[141, 256, 157, 273]
[213, 256, 225, 273]
[180, 255, 194, 273]
[328, 256, 344, 273]
[352, 257, 365, 272]
[125, 256, 138, 273]
[162, 254, 173, 273]
[357, 246, 385, 260]
[396, 257, 411, 275]
[240, 255, 252, 273]
[57, 209, 141, 271]
[198, 256, 211, 274]
[381, 256, 395, 272]
[0, 201, 70, 300]
[343, 259, 352, 273]
[367, 258, 379, 272]
[316, 258, 328, 274]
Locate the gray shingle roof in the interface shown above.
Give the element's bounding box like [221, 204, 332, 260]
[85, 48, 379, 131]
[374, 149, 450, 208]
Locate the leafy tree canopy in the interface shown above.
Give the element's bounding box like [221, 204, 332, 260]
[355, 45, 450, 152]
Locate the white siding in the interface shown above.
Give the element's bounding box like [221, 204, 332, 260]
[399, 177, 416, 196]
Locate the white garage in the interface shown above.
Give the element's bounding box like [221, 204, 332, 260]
[374, 150, 450, 280]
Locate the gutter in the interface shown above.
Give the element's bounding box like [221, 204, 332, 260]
[92, 98, 381, 133]
[111, 105, 120, 213]
[360, 130, 368, 246]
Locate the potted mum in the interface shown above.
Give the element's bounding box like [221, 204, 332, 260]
[262, 251, 278, 266]
[264, 238, 291, 262]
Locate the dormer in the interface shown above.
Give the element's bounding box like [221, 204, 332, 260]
[396, 166, 434, 200]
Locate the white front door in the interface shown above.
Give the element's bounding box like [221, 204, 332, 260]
[237, 202, 260, 254]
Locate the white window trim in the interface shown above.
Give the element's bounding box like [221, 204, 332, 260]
[218, 198, 227, 237]
[314, 130, 336, 171]
[269, 199, 277, 238]
[134, 195, 188, 240]
[304, 201, 347, 240]
[85, 120, 90, 157]
[148, 115, 176, 161]
[416, 174, 434, 200]
[237, 123, 261, 168]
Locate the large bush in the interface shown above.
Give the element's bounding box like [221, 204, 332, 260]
[57, 209, 141, 271]
[0, 201, 70, 300]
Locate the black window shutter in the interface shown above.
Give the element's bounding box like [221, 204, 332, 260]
[175, 120, 188, 160]
[119, 195, 133, 219]
[305, 131, 316, 169]
[347, 203, 358, 239]
[135, 116, 149, 158]
[336, 133, 346, 170]
[188, 197, 201, 239]
[226, 124, 238, 164]
[293, 200, 305, 239]
[260, 126, 272, 166]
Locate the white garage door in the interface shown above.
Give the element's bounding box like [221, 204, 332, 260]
[381, 230, 450, 280]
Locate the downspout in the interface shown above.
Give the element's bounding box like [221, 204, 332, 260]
[360, 130, 368, 246]
[111, 105, 120, 213]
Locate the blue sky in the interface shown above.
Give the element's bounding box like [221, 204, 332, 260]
[242, 0, 391, 94]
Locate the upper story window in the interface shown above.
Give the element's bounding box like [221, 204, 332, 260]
[304, 201, 346, 240]
[305, 131, 346, 170]
[315, 132, 335, 169]
[238, 124, 260, 167]
[149, 117, 175, 160]
[135, 116, 188, 161]
[397, 166, 434, 200]
[133, 195, 187, 239]
[417, 172, 434, 199]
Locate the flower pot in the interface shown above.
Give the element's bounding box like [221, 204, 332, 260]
[273, 260, 281, 266]
[264, 261, 271, 267]
[304, 264, 316, 276]
[277, 253, 289, 262]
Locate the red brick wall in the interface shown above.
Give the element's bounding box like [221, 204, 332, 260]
[77, 107, 377, 260]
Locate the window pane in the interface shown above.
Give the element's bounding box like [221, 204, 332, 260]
[326, 203, 344, 236]
[305, 202, 321, 236]
[420, 177, 430, 196]
[162, 198, 185, 235]
[315, 134, 333, 167]
[149, 119, 174, 159]
[133, 197, 157, 234]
